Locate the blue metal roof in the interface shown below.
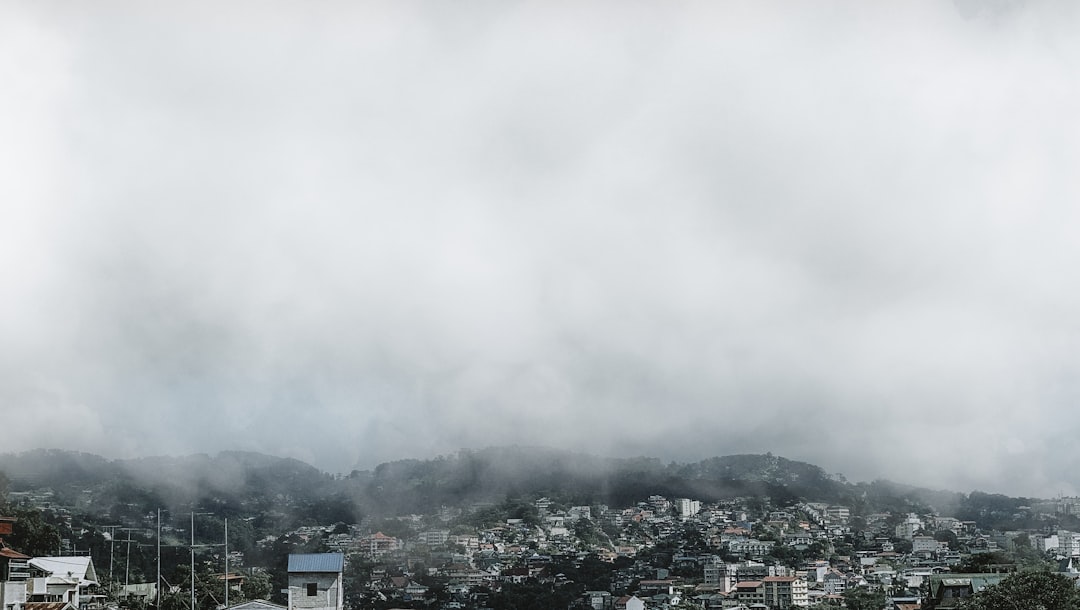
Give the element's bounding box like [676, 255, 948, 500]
[288, 553, 344, 573]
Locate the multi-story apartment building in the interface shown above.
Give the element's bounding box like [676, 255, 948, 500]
[825, 506, 850, 522]
[703, 557, 728, 590]
[733, 581, 766, 607]
[358, 532, 400, 557]
[419, 530, 449, 546]
[677, 499, 701, 518]
[1037, 534, 1059, 553]
[822, 569, 849, 595]
[727, 538, 776, 558]
[733, 577, 809, 609]
[912, 535, 946, 555]
[762, 576, 809, 609]
[895, 514, 923, 540]
[1058, 531, 1080, 557]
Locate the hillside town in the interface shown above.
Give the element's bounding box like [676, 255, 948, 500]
[4, 489, 1080, 610]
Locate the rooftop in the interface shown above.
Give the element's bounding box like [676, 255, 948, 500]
[288, 553, 344, 573]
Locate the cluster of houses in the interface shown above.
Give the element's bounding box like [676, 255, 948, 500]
[0, 513, 345, 610]
[9, 489, 1080, 610]
[263, 494, 1080, 610]
[1, 516, 104, 610]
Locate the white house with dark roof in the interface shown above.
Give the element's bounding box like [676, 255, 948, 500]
[26, 557, 98, 609]
[286, 554, 343, 610]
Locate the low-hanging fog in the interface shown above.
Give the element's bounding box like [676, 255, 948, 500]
[3, 1, 1079, 497]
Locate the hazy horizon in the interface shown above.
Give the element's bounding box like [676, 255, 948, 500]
[4, 1, 1080, 498]
[0, 444, 1025, 502]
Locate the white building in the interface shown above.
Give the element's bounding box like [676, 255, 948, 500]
[1058, 531, 1080, 557]
[727, 538, 776, 558]
[677, 499, 701, 518]
[825, 506, 850, 523]
[419, 531, 450, 546]
[1037, 534, 1060, 553]
[912, 536, 946, 555]
[763, 576, 809, 609]
[26, 556, 99, 609]
[895, 514, 923, 540]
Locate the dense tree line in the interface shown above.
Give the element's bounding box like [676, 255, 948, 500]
[956, 571, 1080, 610]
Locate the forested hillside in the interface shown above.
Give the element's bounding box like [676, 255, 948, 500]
[0, 446, 1001, 525]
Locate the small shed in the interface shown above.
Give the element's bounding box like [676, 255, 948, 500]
[286, 554, 344, 610]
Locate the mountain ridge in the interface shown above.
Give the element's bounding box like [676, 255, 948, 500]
[0, 445, 986, 519]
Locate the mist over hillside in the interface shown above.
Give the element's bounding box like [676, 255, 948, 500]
[0, 446, 989, 523]
[6, 1, 1080, 501]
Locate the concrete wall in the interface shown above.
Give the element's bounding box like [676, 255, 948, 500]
[287, 573, 342, 610]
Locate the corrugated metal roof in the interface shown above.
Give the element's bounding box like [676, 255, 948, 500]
[28, 557, 97, 585]
[288, 553, 344, 573]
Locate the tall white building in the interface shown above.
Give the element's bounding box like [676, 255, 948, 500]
[1037, 534, 1060, 553]
[895, 514, 923, 540]
[677, 499, 701, 518]
[1057, 531, 1080, 557]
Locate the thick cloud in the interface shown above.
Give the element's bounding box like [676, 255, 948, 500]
[3, 1, 1079, 496]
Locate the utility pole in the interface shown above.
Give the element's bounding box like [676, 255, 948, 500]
[191, 512, 196, 610]
[103, 525, 122, 600]
[125, 529, 132, 590]
[190, 511, 213, 610]
[119, 528, 141, 601]
[157, 509, 161, 610]
[224, 518, 229, 610]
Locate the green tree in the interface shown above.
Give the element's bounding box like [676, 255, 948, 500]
[241, 570, 273, 602]
[489, 581, 578, 610]
[574, 518, 602, 548]
[842, 586, 885, 610]
[951, 551, 1013, 574]
[503, 498, 541, 526]
[168, 561, 229, 610]
[752, 522, 778, 542]
[341, 556, 375, 610]
[5, 507, 61, 556]
[956, 570, 1080, 610]
[933, 529, 958, 549]
[769, 544, 800, 568]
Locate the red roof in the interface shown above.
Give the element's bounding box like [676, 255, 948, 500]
[0, 545, 29, 560]
[24, 604, 74, 610]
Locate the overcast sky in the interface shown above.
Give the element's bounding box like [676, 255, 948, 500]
[3, 1, 1079, 497]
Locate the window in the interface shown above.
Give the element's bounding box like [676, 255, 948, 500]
[306, 583, 317, 596]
